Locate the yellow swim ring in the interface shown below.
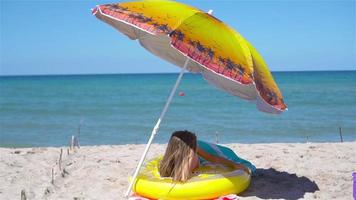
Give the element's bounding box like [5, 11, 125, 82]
[132, 157, 251, 200]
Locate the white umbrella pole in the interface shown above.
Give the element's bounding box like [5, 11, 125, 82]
[125, 58, 190, 197]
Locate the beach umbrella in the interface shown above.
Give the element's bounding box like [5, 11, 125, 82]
[92, 0, 287, 196]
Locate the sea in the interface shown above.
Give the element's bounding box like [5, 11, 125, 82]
[0, 71, 355, 147]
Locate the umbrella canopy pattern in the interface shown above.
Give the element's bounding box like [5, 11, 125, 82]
[92, 0, 287, 113]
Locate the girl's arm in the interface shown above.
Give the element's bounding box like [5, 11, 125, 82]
[197, 146, 251, 174]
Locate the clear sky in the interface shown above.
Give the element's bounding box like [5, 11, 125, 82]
[0, 0, 355, 75]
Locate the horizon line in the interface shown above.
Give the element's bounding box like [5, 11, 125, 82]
[0, 69, 355, 77]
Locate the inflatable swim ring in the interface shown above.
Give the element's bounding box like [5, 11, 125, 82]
[132, 141, 253, 199]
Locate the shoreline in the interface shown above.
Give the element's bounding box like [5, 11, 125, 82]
[2, 140, 355, 149]
[1, 142, 355, 199]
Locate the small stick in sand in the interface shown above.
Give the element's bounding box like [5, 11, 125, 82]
[67, 148, 70, 155]
[59, 149, 63, 171]
[21, 189, 26, 200]
[74, 136, 80, 149]
[339, 127, 343, 142]
[51, 168, 54, 184]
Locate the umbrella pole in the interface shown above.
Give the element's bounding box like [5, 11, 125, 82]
[125, 58, 190, 197]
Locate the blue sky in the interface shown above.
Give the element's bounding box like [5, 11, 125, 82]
[0, 0, 355, 75]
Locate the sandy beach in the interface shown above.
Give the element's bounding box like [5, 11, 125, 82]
[0, 142, 355, 200]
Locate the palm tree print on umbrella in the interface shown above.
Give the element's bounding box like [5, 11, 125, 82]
[102, 3, 175, 34]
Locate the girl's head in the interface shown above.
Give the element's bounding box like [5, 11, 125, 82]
[159, 130, 197, 182]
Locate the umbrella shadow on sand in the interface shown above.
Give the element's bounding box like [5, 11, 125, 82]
[240, 168, 319, 200]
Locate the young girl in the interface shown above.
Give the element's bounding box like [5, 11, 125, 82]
[159, 130, 251, 182]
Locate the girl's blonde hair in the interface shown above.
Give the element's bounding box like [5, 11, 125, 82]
[159, 130, 197, 182]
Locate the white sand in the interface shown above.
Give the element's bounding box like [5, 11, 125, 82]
[0, 142, 355, 200]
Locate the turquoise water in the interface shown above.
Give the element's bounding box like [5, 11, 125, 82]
[0, 71, 355, 147]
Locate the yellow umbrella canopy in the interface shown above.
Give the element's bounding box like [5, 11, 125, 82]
[92, 0, 287, 113]
[92, 0, 288, 196]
